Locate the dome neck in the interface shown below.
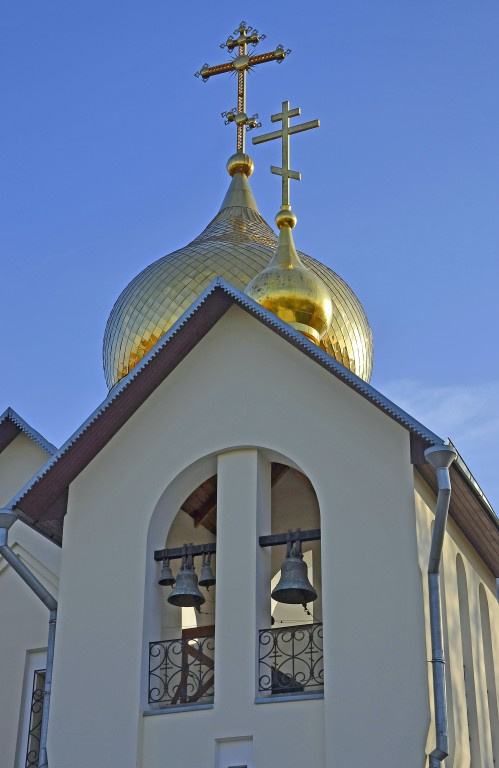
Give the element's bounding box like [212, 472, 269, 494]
[267, 225, 305, 271]
[218, 172, 259, 214]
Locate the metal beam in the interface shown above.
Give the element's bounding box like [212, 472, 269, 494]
[154, 542, 217, 562]
[259, 529, 321, 548]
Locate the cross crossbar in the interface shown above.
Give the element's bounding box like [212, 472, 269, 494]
[252, 101, 319, 208]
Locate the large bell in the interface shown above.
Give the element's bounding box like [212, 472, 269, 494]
[167, 554, 205, 608]
[198, 552, 216, 588]
[271, 542, 317, 605]
[158, 557, 175, 587]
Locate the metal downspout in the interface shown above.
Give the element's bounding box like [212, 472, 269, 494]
[0, 511, 57, 768]
[423, 445, 457, 768]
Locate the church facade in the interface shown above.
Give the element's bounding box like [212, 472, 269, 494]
[1, 22, 498, 768]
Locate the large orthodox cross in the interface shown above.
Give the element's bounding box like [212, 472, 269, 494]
[252, 101, 319, 209]
[195, 22, 290, 154]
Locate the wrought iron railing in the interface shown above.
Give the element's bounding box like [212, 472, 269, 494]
[259, 623, 323, 695]
[25, 669, 46, 767]
[149, 635, 215, 707]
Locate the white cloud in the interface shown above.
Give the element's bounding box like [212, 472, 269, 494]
[378, 378, 499, 511]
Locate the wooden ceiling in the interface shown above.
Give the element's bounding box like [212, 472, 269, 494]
[180, 462, 292, 534]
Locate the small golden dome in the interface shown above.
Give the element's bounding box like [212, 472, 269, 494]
[245, 209, 333, 344]
[103, 169, 373, 388]
[227, 153, 254, 178]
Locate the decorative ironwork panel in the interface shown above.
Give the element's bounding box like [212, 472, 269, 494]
[259, 623, 323, 695]
[149, 635, 215, 707]
[25, 669, 46, 768]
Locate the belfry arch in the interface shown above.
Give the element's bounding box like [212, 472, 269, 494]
[269, 463, 322, 629]
[143, 448, 323, 709]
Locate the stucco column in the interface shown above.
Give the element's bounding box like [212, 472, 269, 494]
[215, 449, 271, 721]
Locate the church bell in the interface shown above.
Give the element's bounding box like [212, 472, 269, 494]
[158, 557, 175, 587]
[167, 552, 205, 608]
[271, 540, 317, 605]
[198, 552, 216, 588]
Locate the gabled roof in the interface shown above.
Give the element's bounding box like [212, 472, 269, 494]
[0, 407, 57, 456]
[5, 279, 498, 573]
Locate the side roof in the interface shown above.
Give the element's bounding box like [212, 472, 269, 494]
[5, 279, 498, 573]
[0, 407, 57, 456]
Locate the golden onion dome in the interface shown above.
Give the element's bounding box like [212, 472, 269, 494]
[103, 170, 373, 389]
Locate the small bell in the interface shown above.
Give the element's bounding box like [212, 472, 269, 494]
[158, 557, 175, 587]
[271, 539, 317, 605]
[198, 552, 216, 588]
[168, 550, 205, 608]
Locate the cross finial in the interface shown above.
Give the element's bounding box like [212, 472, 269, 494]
[252, 101, 320, 221]
[195, 23, 291, 158]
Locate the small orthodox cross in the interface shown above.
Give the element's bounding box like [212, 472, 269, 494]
[195, 22, 290, 154]
[252, 101, 319, 210]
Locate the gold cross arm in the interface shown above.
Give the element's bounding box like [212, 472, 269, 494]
[197, 61, 235, 80]
[252, 101, 320, 209]
[196, 46, 289, 82]
[252, 119, 320, 146]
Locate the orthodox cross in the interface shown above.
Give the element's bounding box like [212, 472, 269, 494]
[252, 101, 319, 209]
[195, 22, 290, 154]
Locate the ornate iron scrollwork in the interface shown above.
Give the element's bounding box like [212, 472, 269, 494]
[25, 669, 46, 767]
[259, 623, 323, 695]
[149, 635, 215, 707]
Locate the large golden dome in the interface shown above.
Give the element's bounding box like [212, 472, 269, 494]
[103, 172, 373, 388]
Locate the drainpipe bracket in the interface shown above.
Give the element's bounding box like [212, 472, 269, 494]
[430, 747, 448, 760]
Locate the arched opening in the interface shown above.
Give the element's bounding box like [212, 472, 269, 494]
[159, 475, 217, 641]
[258, 462, 323, 698]
[270, 463, 322, 626]
[479, 584, 499, 763]
[456, 555, 482, 767]
[148, 470, 218, 710]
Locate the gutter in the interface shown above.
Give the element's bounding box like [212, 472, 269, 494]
[0, 511, 57, 768]
[423, 445, 457, 768]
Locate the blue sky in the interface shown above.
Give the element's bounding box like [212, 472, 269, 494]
[2, 2, 498, 508]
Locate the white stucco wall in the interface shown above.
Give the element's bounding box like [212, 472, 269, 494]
[0, 432, 50, 506]
[0, 432, 60, 767]
[0, 524, 60, 766]
[49, 305, 429, 768]
[414, 472, 499, 768]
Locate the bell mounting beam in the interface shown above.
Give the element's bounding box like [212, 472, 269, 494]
[154, 542, 216, 562]
[259, 528, 321, 548]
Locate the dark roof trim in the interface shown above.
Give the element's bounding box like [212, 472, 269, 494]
[3, 279, 458, 525]
[412, 432, 499, 575]
[411, 434, 495, 521]
[416, 463, 499, 577]
[449, 439, 495, 518]
[0, 408, 57, 456]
